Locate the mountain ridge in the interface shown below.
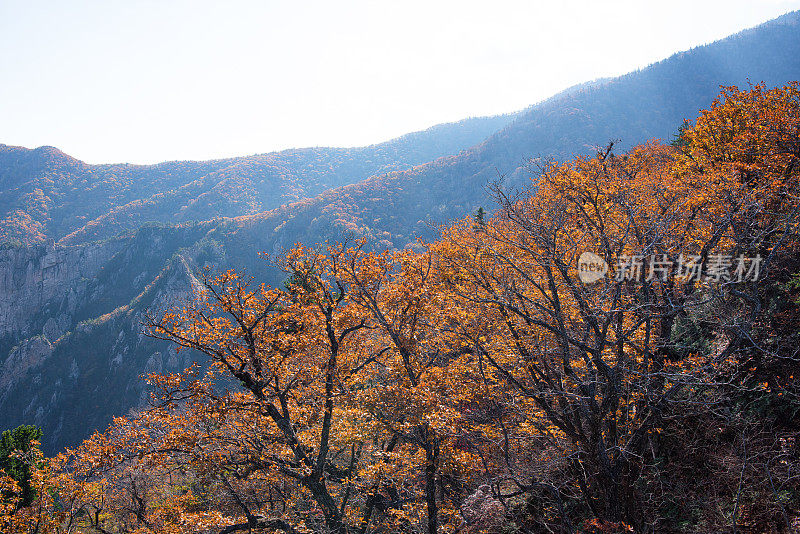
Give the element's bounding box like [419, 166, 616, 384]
[0, 112, 517, 246]
[1, 10, 799, 454]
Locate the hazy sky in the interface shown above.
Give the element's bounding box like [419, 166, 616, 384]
[2, 0, 799, 164]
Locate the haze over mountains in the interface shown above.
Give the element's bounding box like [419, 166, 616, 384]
[1, 11, 799, 454]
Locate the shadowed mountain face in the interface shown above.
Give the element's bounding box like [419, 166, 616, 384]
[1, 11, 799, 454]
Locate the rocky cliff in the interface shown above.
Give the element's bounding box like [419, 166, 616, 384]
[0, 240, 125, 341]
[0, 233, 210, 453]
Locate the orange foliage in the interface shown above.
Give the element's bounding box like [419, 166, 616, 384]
[3, 83, 799, 533]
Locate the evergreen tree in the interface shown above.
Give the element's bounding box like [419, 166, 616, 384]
[473, 206, 486, 231]
[0, 425, 43, 507]
[669, 119, 692, 148]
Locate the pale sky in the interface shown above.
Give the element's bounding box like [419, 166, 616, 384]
[2, 0, 799, 164]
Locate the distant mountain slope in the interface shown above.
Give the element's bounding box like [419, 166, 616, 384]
[0, 113, 515, 245]
[219, 10, 800, 254]
[1, 11, 798, 454]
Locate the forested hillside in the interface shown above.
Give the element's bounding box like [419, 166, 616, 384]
[0, 113, 515, 245]
[3, 81, 799, 534]
[233, 9, 800, 252]
[0, 11, 799, 458]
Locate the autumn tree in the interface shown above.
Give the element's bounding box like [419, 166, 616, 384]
[5, 82, 798, 534]
[142, 251, 387, 533]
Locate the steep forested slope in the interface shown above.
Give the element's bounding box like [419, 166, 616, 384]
[1, 11, 799, 454]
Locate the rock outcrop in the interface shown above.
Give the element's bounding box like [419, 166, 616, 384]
[0, 240, 125, 340]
